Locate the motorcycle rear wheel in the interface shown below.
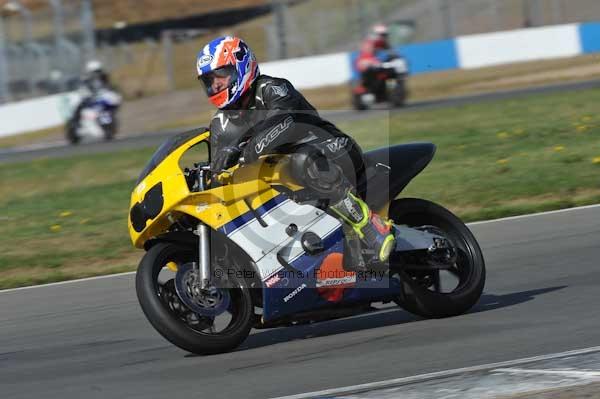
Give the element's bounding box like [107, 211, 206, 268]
[136, 243, 254, 355]
[389, 198, 485, 318]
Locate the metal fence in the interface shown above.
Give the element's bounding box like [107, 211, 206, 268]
[0, 0, 96, 103]
[3, 0, 600, 105]
[268, 0, 600, 59]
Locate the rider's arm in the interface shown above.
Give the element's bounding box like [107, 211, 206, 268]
[241, 80, 324, 164]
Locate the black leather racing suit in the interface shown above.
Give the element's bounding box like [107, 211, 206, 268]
[210, 74, 364, 202]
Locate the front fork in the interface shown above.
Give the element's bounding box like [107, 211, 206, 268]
[195, 166, 212, 290]
[196, 222, 211, 290]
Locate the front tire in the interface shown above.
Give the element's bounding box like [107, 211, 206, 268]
[391, 79, 407, 107]
[136, 243, 254, 355]
[389, 198, 485, 318]
[352, 92, 368, 111]
[102, 116, 118, 141]
[66, 121, 80, 145]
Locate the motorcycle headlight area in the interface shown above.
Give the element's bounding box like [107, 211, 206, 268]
[130, 183, 164, 232]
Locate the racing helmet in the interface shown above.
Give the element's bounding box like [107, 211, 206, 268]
[371, 23, 389, 38]
[85, 60, 104, 74]
[370, 23, 390, 49]
[196, 36, 260, 109]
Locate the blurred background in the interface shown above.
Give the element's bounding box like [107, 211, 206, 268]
[2, 6, 600, 399]
[2, 0, 600, 288]
[2, 0, 600, 102]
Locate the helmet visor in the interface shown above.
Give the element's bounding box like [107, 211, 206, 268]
[199, 65, 238, 97]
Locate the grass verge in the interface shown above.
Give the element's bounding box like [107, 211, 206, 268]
[1, 87, 600, 288]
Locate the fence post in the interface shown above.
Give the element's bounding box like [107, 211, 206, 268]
[271, 0, 287, 59]
[162, 31, 175, 91]
[523, 0, 543, 27]
[551, 0, 564, 24]
[80, 0, 96, 62]
[49, 0, 65, 91]
[488, 0, 501, 31]
[14, 1, 35, 94]
[355, 0, 368, 41]
[0, 17, 10, 103]
[441, 0, 454, 38]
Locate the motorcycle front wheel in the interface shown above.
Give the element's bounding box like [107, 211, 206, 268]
[391, 78, 407, 107]
[389, 198, 486, 318]
[136, 242, 254, 355]
[65, 121, 80, 145]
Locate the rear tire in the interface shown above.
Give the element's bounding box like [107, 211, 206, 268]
[389, 198, 485, 318]
[136, 243, 254, 355]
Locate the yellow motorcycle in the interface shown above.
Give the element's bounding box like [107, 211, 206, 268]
[129, 128, 485, 355]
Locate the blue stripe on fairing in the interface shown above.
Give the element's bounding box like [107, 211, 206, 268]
[348, 39, 459, 80]
[579, 22, 600, 54]
[261, 227, 345, 321]
[285, 226, 343, 272]
[262, 224, 343, 281]
[219, 195, 288, 236]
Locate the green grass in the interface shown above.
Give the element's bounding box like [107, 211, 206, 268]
[339, 88, 600, 220]
[1, 87, 600, 288]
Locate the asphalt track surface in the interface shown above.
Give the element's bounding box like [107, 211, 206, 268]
[2, 78, 600, 164]
[2, 205, 599, 399]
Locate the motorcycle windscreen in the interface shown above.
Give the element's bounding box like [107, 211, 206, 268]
[136, 129, 208, 185]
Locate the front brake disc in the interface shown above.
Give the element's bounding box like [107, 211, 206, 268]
[174, 262, 231, 317]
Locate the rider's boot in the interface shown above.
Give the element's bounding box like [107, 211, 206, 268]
[331, 191, 395, 264]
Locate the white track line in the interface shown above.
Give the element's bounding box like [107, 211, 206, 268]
[467, 203, 600, 225]
[0, 271, 135, 294]
[2, 203, 599, 293]
[494, 368, 600, 378]
[269, 346, 600, 399]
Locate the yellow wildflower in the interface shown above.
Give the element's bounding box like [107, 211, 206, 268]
[553, 146, 565, 152]
[59, 211, 73, 217]
[496, 159, 509, 165]
[593, 157, 600, 164]
[50, 224, 62, 232]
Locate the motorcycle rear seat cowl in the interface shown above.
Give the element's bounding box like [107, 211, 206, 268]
[361, 142, 436, 211]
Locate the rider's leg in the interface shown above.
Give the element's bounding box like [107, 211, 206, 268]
[330, 190, 395, 262]
[290, 145, 395, 263]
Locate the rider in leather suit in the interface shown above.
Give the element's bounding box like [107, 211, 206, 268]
[197, 36, 395, 267]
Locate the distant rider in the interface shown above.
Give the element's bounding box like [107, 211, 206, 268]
[354, 24, 392, 95]
[68, 60, 116, 131]
[196, 36, 396, 268]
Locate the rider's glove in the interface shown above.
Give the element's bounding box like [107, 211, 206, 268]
[212, 146, 241, 172]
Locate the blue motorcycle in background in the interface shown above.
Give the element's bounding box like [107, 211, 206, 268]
[65, 87, 122, 144]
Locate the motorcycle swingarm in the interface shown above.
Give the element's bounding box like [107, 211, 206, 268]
[392, 225, 456, 270]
